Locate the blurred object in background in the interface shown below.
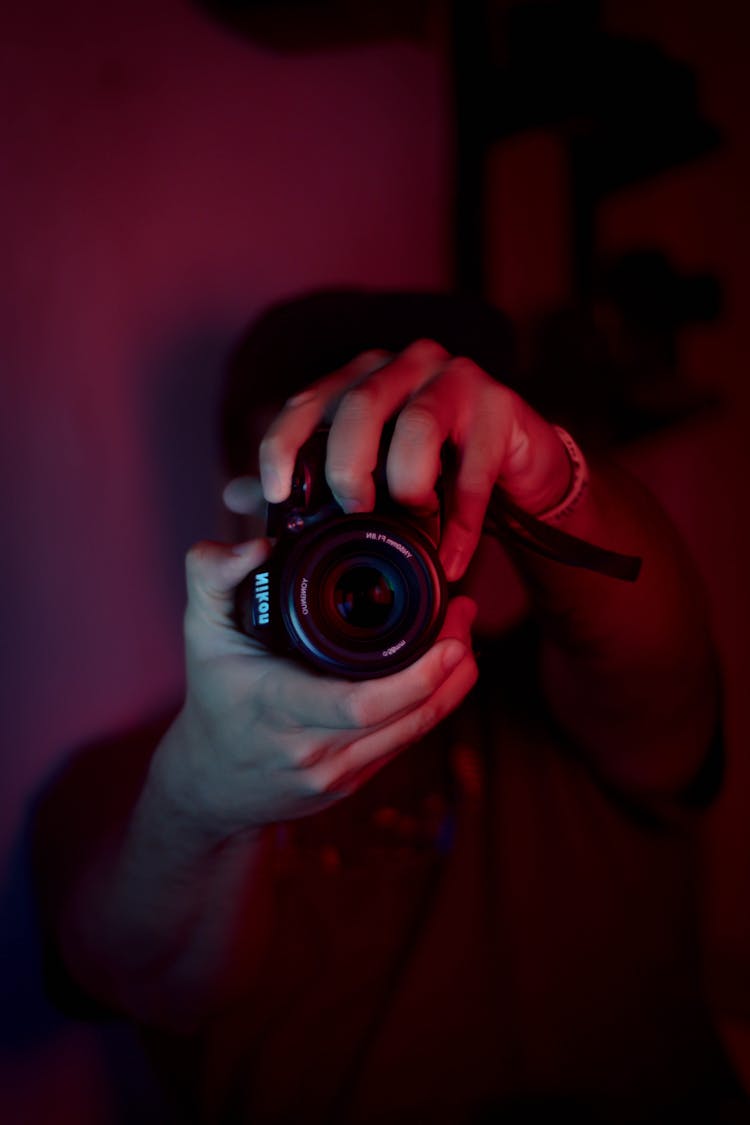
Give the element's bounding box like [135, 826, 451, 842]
[193, 0, 726, 447]
[452, 0, 723, 446]
[191, 0, 435, 49]
[524, 248, 723, 447]
[452, 0, 721, 298]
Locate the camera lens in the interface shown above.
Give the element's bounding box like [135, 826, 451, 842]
[320, 554, 406, 641]
[333, 566, 396, 630]
[279, 514, 446, 679]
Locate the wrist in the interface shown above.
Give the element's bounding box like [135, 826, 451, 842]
[533, 427, 589, 523]
[499, 403, 575, 516]
[147, 710, 261, 850]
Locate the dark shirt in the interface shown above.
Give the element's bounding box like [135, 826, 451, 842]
[34, 624, 739, 1124]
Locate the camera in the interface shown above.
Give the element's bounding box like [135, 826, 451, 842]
[234, 426, 448, 679]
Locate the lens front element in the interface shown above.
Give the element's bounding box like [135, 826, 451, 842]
[333, 565, 397, 631]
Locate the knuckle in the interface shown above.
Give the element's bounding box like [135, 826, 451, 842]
[360, 347, 391, 365]
[303, 763, 336, 798]
[276, 737, 305, 769]
[339, 382, 380, 418]
[406, 338, 448, 361]
[185, 540, 211, 579]
[446, 355, 485, 386]
[339, 686, 374, 730]
[406, 662, 437, 703]
[414, 700, 440, 738]
[294, 742, 329, 770]
[397, 402, 441, 443]
[459, 470, 495, 499]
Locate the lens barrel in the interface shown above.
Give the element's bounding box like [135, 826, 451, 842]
[278, 514, 446, 678]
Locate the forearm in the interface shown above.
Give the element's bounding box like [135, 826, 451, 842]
[507, 453, 720, 792]
[57, 714, 276, 1031]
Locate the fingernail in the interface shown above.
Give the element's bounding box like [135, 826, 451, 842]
[335, 488, 370, 513]
[340, 497, 366, 514]
[442, 548, 465, 583]
[441, 640, 466, 672]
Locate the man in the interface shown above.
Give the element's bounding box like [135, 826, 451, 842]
[34, 290, 743, 1122]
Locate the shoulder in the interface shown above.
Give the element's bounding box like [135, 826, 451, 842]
[33, 707, 180, 859]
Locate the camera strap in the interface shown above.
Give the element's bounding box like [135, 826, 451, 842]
[483, 489, 643, 582]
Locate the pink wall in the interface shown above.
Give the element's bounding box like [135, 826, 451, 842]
[0, 1, 449, 1118]
[0, 0, 449, 845]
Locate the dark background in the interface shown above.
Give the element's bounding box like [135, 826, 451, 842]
[2, 0, 749, 1119]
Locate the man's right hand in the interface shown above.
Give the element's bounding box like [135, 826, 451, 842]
[155, 538, 478, 841]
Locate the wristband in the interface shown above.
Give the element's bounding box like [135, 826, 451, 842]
[535, 426, 589, 524]
[482, 426, 642, 583]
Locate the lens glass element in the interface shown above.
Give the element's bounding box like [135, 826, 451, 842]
[333, 566, 395, 630]
[281, 514, 446, 679]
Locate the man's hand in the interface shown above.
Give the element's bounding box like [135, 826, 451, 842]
[156, 537, 478, 840]
[257, 339, 572, 583]
[249, 338, 721, 799]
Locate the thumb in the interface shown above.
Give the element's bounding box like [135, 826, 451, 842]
[185, 538, 272, 624]
[439, 594, 478, 644]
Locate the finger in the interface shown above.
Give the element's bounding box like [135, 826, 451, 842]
[325, 339, 450, 513]
[185, 538, 272, 622]
[337, 595, 478, 731]
[434, 591, 478, 641]
[436, 359, 512, 582]
[385, 382, 457, 512]
[272, 594, 476, 734]
[222, 476, 265, 517]
[439, 451, 500, 585]
[274, 636, 467, 733]
[313, 643, 479, 795]
[258, 350, 390, 504]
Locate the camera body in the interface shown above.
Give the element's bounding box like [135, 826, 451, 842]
[234, 427, 447, 680]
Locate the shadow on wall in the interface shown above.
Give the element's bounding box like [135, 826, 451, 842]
[0, 320, 242, 1122]
[0, 813, 69, 1051]
[0, 807, 181, 1124]
[140, 324, 236, 629]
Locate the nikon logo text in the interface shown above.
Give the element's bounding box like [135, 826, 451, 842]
[254, 571, 270, 626]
